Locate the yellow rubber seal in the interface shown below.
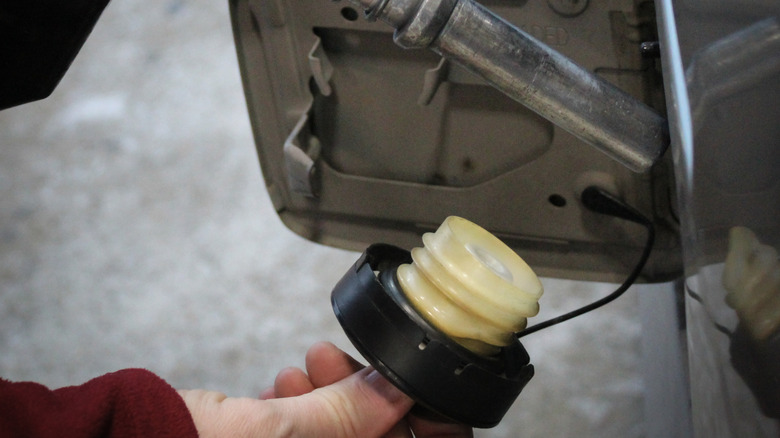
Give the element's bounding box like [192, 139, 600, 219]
[397, 216, 543, 356]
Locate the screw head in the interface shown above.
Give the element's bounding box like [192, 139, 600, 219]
[547, 0, 589, 17]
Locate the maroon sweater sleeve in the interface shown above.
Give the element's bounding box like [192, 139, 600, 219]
[0, 369, 198, 438]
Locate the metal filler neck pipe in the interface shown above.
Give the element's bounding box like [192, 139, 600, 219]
[346, 0, 669, 172]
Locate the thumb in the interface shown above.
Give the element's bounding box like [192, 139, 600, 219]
[274, 367, 414, 437]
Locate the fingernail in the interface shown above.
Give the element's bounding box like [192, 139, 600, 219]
[364, 369, 411, 406]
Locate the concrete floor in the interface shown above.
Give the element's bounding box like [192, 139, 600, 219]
[0, 1, 644, 436]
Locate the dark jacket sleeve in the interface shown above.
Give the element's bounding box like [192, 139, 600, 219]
[0, 369, 198, 438]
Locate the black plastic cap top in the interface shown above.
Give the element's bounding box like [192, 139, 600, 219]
[331, 244, 534, 428]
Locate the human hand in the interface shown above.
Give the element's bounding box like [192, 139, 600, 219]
[178, 342, 473, 438]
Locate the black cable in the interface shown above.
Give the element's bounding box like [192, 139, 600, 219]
[516, 186, 656, 338]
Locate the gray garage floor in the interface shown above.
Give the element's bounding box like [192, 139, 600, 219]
[0, 1, 644, 436]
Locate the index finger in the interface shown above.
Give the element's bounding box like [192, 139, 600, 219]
[305, 341, 364, 388]
[408, 414, 474, 438]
